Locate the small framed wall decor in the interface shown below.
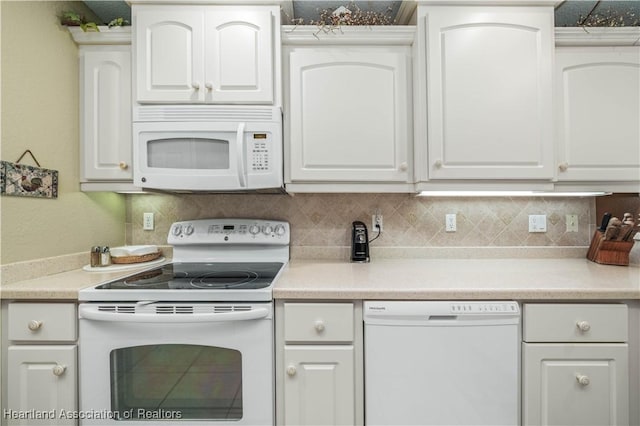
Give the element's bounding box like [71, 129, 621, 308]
[0, 150, 58, 199]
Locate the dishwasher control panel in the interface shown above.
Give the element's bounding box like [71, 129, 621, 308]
[450, 302, 519, 314]
[364, 301, 520, 322]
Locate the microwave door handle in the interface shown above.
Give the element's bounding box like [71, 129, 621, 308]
[236, 122, 247, 187]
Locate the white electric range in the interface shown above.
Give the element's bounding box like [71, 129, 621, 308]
[78, 218, 289, 426]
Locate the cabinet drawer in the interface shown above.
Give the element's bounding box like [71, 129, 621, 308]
[284, 303, 354, 343]
[8, 303, 77, 342]
[523, 304, 627, 343]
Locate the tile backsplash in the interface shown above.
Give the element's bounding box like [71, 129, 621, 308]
[128, 193, 595, 257]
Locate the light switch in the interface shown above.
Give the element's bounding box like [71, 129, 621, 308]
[528, 215, 546, 233]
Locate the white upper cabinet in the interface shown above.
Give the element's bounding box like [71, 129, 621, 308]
[555, 46, 640, 183]
[415, 3, 555, 181]
[80, 48, 132, 183]
[134, 5, 276, 104]
[283, 27, 414, 192]
[70, 27, 139, 192]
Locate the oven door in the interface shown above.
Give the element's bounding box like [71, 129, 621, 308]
[78, 302, 273, 426]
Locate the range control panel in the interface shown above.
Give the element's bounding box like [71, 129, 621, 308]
[168, 219, 290, 245]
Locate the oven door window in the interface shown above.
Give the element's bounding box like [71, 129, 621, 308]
[111, 344, 242, 420]
[147, 138, 230, 169]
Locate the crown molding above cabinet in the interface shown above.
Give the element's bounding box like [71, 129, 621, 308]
[68, 26, 640, 48]
[555, 27, 640, 46]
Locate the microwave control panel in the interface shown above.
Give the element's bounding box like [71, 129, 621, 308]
[250, 133, 271, 172]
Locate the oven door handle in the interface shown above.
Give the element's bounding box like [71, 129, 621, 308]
[79, 307, 270, 323]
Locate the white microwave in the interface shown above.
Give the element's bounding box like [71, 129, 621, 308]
[133, 107, 282, 191]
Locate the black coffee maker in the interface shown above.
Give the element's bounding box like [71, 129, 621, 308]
[351, 221, 370, 263]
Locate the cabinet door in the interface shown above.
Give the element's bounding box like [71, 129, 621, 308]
[283, 346, 355, 425]
[523, 343, 629, 426]
[204, 7, 273, 103]
[134, 6, 204, 102]
[555, 47, 640, 182]
[288, 48, 411, 182]
[81, 49, 132, 181]
[7, 345, 77, 426]
[420, 6, 554, 180]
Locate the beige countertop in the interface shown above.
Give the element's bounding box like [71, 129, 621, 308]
[274, 258, 640, 300]
[0, 263, 167, 300]
[1, 258, 638, 301]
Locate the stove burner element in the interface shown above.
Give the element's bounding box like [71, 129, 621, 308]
[93, 262, 283, 292]
[190, 270, 259, 288]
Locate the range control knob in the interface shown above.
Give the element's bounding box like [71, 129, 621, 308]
[184, 224, 194, 236]
[274, 224, 286, 236]
[249, 224, 261, 235]
[262, 225, 273, 235]
[172, 225, 182, 236]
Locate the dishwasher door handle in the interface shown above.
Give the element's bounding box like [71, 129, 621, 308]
[428, 315, 458, 321]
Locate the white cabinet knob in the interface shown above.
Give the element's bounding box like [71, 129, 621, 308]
[314, 320, 325, 333]
[399, 162, 408, 171]
[119, 161, 128, 170]
[286, 365, 297, 377]
[27, 320, 42, 331]
[205, 82, 214, 91]
[434, 160, 443, 169]
[576, 374, 590, 386]
[576, 321, 591, 332]
[191, 82, 200, 90]
[52, 365, 66, 377]
[559, 162, 569, 172]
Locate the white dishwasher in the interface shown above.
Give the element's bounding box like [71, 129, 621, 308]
[364, 301, 520, 426]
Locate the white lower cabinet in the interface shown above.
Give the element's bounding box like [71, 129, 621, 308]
[5, 303, 78, 426]
[7, 346, 77, 426]
[276, 301, 363, 426]
[283, 346, 355, 425]
[523, 343, 628, 426]
[522, 304, 629, 426]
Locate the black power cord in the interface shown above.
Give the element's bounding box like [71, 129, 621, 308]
[368, 223, 381, 243]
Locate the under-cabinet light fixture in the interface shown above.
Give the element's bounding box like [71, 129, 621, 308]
[416, 191, 612, 197]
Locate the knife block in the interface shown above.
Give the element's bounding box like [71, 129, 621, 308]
[586, 230, 634, 266]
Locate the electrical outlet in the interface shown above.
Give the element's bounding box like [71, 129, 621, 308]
[566, 214, 578, 232]
[143, 212, 154, 230]
[372, 213, 383, 233]
[446, 214, 457, 232]
[528, 215, 547, 233]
